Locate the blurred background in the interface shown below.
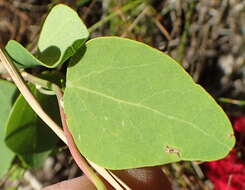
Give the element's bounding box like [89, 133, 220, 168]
[0, 0, 244, 189]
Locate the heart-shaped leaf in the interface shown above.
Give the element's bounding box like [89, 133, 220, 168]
[0, 80, 17, 177]
[5, 84, 60, 168]
[5, 4, 89, 68]
[64, 37, 235, 169]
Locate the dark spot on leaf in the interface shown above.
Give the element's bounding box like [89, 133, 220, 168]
[227, 133, 235, 138]
[165, 145, 181, 157]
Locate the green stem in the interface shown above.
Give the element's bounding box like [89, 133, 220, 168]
[219, 97, 245, 106]
[177, 0, 196, 62]
[21, 72, 58, 92]
[88, 0, 144, 32]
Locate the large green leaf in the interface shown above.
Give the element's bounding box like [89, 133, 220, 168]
[5, 84, 60, 168]
[5, 4, 89, 68]
[0, 80, 17, 177]
[64, 37, 235, 169]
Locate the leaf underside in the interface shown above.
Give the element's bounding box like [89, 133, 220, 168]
[64, 37, 235, 170]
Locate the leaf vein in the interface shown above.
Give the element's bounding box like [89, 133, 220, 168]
[69, 84, 229, 149]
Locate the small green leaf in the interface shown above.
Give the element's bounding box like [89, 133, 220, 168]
[5, 40, 44, 68]
[5, 84, 60, 168]
[5, 4, 89, 68]
[64, 37, 235, 169]
[37, 4, 89, 67]
[0, 80, 17, 177]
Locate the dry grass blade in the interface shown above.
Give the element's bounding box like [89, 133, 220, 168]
[0, 49, 67, 144]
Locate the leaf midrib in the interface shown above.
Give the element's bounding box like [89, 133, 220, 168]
[67, 84, 229, 149]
